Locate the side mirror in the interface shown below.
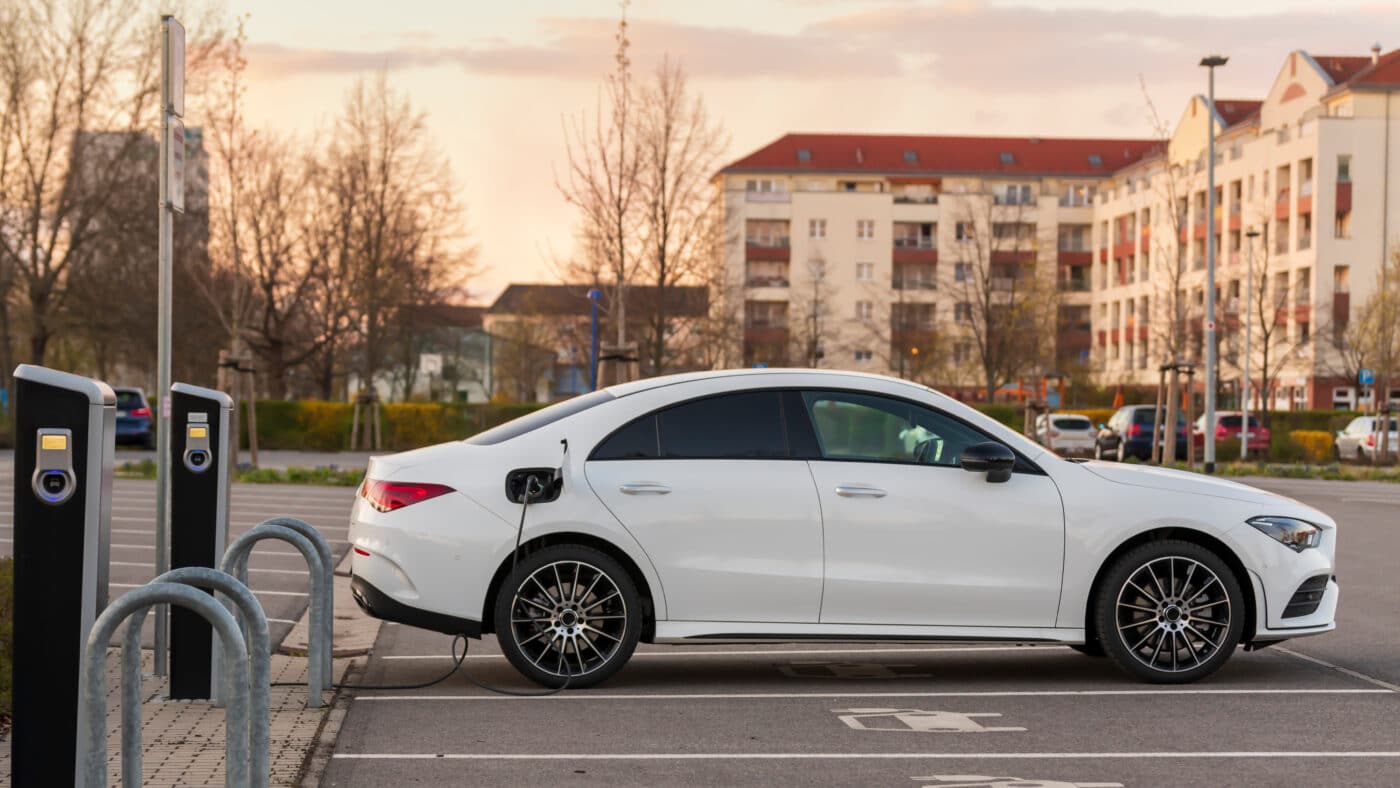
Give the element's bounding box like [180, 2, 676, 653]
[960, 441, 1016, 483]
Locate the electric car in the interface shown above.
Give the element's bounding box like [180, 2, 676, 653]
[349, 369, 1339, 687]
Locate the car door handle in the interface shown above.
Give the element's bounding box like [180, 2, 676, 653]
[835, 484, 886, 498]
[619, 482, 671, 495]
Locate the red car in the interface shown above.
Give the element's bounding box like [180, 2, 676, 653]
[1193, 411, 1270, 452]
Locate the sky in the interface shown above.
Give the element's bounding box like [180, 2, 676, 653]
[225, 0, 1399, 304]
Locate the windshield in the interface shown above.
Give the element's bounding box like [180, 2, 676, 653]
[116, 391, 144, 409]
[1219, 415, 1260, 428]
[466, 390, 615, 445]
[1052, 416, 1091, 430]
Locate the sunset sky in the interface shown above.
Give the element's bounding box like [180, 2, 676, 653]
[229, 0, 1396, 303]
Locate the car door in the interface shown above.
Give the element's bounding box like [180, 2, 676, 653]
[801, 390, 1065, 628]
[585, 389, 824, 624]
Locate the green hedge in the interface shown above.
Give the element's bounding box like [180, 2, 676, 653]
[236, 400, 549, 451]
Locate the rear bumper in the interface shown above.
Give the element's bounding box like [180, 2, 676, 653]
[350, 574, 481, 637]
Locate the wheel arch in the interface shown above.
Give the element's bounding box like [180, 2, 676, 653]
[1083, 526, 1256, 649]
[481, 531, 657, 642]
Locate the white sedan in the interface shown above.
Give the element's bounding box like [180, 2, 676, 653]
[348, 369, 1338, 687]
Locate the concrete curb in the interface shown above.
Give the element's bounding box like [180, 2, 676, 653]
[279, 552, 382, 658]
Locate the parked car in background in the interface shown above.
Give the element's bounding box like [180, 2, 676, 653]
[1334, 416, 1400, 462]
[1194, 411, 1270, 453]
[114, 387, 155, 449]
[1034, 412, 1096, 456]
[1095, 404, 1187, 462]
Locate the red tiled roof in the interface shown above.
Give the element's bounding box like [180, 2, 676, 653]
[1311, 55, 1373, 85]
[1344, 49, 1400, 88]
[1212, 99, 1261, 128]
[721, 133, 1159, 177]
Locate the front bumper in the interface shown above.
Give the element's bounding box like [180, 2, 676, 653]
[351, 575, 481, 637]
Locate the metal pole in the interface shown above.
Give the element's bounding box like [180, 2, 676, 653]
[153, 16, 175, 676]
[1202, 56, 1227, 474]
[1242, 230, 1257, 460]
[588, 288, 601, 391]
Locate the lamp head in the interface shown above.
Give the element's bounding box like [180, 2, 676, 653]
[1200, 55, 1229, 68]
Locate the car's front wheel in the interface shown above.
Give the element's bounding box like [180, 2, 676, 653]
[1094, 540, 1244, 683]
[494, 545, 642, 688]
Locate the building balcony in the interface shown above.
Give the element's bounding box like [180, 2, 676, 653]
[1110, 328, 1121, 344]
[1059, 328, 1092, 349]
[746, 191, 790, 203]
[1298, 194, 1312, 215]
[893, 194, 938, 205]
[745, 242, 790, 262]
[1192, 222, 1206, 240]
[1228, 214, 1241, 232]
[1141, 228, 1150, 245]
[745, 276, 789, 288]
[1334, 291, 1350, 326]
[1336, 181, 1352, 213]
[991, 249, 1037, 265]
[1059, 278, 1090, 292]
[745, 324, 790, 343]
[1112, 240, 1135, 260]
[1057, 250, 1092, 266]
[1275, 192, 1291, 221]
[892, 246, 938, 265]
[1294, 303, 1311, 322]
[1099, 247, 1108, 263]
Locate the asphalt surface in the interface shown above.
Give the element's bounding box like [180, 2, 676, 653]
[324, 477, 1400, 787]
[0, 455, 357, 647]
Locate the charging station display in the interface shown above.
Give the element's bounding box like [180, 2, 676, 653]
[11, 364, 114, 786]
[169, 383, 233, 700]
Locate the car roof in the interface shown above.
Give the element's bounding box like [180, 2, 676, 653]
[605, 368, 937, 399]
[113, 386, 145, 394]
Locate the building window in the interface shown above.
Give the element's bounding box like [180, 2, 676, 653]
[893, 222, 936, 248]
[953, 342, 972, 363]
[955, 221, 976, 241]
[954, 262, 971, 282]
[856, 219, 875, 240]
[856, 301, 873, 321]
[745, 178, 783, 193]
[903, 150, 918, 163]
[797, 148, 812, 162]
[856, 262, 874, 281]
[1336, 210, 1351, 238]
[954, 302, 972, 322]
[809, 219, 826, 238]
[854, 349, 873, 362]
[993, 183, 1034, 206]
[1337, 155, 1352, 183]
[1060, 183, 1094, 207]
[1058, 225, 1091, 251]
[745, 219, 789, 247]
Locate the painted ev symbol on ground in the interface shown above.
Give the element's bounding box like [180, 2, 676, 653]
[834, 708, 1026, 732]
[912, 776, 1123, 788]
[778, 661, 932, 679]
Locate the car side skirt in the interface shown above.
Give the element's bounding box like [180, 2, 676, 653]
[351, 575, 482, 638]
[653, 621, 1080, 644]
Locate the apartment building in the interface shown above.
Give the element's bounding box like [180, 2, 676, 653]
[719, 46, 1400, 407]
[719, 134, 1157, 395]
[1092, 47, 1400, 410]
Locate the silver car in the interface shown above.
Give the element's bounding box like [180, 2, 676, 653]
[1334, 416, 1399, 461]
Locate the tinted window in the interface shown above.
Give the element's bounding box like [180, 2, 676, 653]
[1219, 415, 1260, 429]
[802, 391, 987, 467]
[1052, 416, 1091, 430]
[657, 391, 786, 458]
[591, 415, 659, 460]
[467, 390, 615, 445]
[116, 391, 144, 409]
[1132, 408, 1184, 426]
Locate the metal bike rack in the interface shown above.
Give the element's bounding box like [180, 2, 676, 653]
[247, 517, 335, 683]
[79, 583, 251, 788]
[126, 567, 271, 787]
[221, 523, 331, 707]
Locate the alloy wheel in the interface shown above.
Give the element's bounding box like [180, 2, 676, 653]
[1114, 556, 1231, 674]
[508, 560, 628, 678]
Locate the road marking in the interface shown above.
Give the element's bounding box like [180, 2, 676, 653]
[915, 776, 1120, 788]
[332, 751, 1400, 761]
[353, 688, 1392, 701]
[111, 582, 306, 598]
[836, 708, 1024, 733]
[780, 662, 933, 680]
[267, 617, 299, 625]
[1276, 646, 1400, 692]
[382, 646, 1061, 661]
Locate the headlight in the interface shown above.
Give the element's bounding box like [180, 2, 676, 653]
[1247, 516, 1322, 552]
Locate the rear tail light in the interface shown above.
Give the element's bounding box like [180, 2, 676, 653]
[1049, 429, 1060, 438]
[360, 479, 455, 512]
[1125, 424, 1142, 438]
[1367, 434, 1376, 447]
[1216, 425, 1228, 438]
[353, 546, 371, 557]
[130, 406, 152, 418]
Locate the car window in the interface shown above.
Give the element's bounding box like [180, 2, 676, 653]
[116, 391, 144, 410]
[467, 390, 615, 445]
[657, 391, 786, 458]
[591, 415, 659, 459]
[1052, 416, 1091, 430]
[801, 390, 986, 467]
[1132, 408, 1183, 426]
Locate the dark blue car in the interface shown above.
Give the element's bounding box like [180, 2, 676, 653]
[114, 387, 155, 448]
[1094, 404, 1187, 462]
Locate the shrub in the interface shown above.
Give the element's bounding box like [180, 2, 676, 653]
[976, 403, 1020, 428]
[1287, 430, 1335, 464]
[1066, 408, 1116, 428]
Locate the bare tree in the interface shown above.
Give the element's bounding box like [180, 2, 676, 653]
[556, 3, 641, 349]
[1140, 79, 1200, 369]
[1241, 223, 1321, 417]
[635, 57, 727, 374]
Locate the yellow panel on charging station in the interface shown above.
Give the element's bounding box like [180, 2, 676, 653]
[188, 426, 208, 439]
[41, 434, 68, 451]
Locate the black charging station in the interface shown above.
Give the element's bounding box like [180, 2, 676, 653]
[168, 383, 233, 700]
[10, 364, 114, 786]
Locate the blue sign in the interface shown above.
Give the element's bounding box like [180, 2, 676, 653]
[754, 362, 768, 369]
[1360, 368, 1375, 386]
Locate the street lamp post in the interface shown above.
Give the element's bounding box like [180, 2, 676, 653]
[1201, 54, 1229, 474]
[1243, 227, 1260, 461]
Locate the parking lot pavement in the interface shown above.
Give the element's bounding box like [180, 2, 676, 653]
[323, 478, 1400, 787]
[0, 477, 357, 648]
[0, 447, 375, 471]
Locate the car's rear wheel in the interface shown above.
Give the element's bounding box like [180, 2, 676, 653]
[495, 545, 642, 688]
[1094, 540, 1244, 683]
[1116, 440, 1127, 462]
[1094, 442, 1104, 460]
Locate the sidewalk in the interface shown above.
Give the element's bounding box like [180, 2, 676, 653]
[0, 651, 357, 786]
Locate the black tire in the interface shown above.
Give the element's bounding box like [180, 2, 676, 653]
[1094, 441, 1105, 461]
[1094, 540, 1244, 684]
[1116, 440, 1127, 463]
[1069, 641, 1105, 657]
[494, 544, 642, 688]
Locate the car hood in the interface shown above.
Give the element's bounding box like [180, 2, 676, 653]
[1079, 461, 1299, 507]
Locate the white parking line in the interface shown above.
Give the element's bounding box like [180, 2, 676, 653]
[1276, 646, 1400, 692]
[332, 750, 1400, 761]
[352, 688, 1392, 701]
[110, 582, 306, 598]
[383, 646, 1064, 661]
